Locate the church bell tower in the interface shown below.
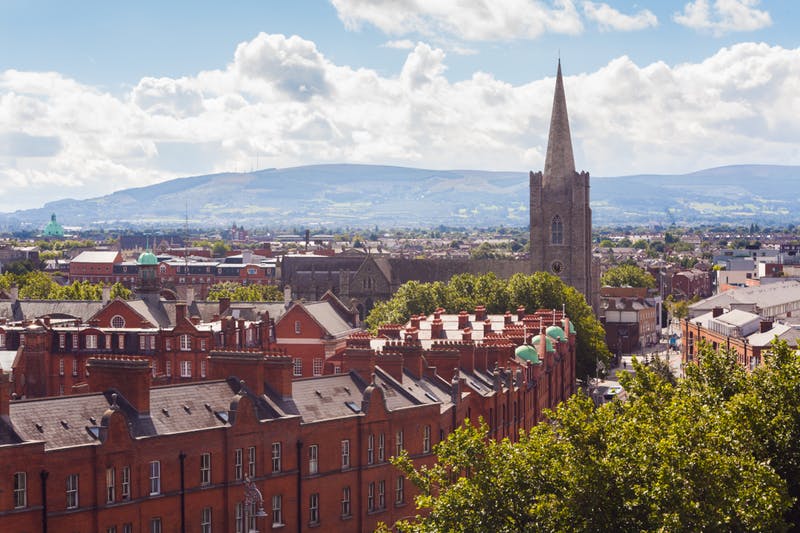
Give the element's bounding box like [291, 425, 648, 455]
[530, 61, 595, 309]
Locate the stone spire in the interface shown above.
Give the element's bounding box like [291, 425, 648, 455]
[543, 60, 576, 181]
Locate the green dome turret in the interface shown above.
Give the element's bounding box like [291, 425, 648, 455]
[42, 213, 64, 238]
[137, 250, 158, 265]
[546, 325, 566, 342]
[531, 334, 555, 352]
[515, 344, 540, 364]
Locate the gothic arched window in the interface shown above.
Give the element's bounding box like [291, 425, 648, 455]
[551, 215, 564, 245]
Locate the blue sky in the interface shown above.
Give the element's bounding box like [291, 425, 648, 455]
[1, 0, 799, 210]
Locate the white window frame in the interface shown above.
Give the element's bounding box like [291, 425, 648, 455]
[121, 466, 131, 501]
[367, 434, 374, 465]
[396, 475, 405, 505]
[313, 357, 323, 376]
[200, 452, 211, 486]
[294, 320, 301, 334]
[106, 467, 115, 503]
[292, 357, 302, 377]
[309, 492, 320, 525]
[165, 360, 172, 377]
[309, 444, 318, 475]
[180, 360, 192, 378]
[180, 334, 191, 351]
[72, 333, 78, 349]
[150, 517, 162, 533]
[149, 460, 161, 495]
[13, 472, 26, 508]
[368, 482, 375, 512]
[423, 425, 431, 453]
[341, 439, 350, 469]
[118, 333, 125, 350]
[378, 479, 385, 510]
[72, 358, 78, 376]
[111, 315, 126, 328]
[234, 448, 243, 481]
[272, 494, 283, 526]
[248, 446, 256, 478]
[58, 332, 65, 348]
[200, 360, 207, 378]
[201, 507, 212, 533]
[66, 473, 79, 509]
[86, 334, 98, 349]
[395, 430, 404, 457]
[272, 442, 281, 473]
[378, 433, 385, 462]
[341, 486, 351, 517]
[59, 358, 64, 376]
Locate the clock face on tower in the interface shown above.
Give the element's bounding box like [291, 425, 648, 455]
[551, 260, 564, 274]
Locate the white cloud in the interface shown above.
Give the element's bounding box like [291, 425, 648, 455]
[1, 34, 799, 210]
[382, 39, 415, 50]
[674, 0, 771, 35]
[330, 0, 584, 41]
[582, 2, 657, 31]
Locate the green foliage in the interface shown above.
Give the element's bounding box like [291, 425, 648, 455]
[207, 282, 282, 302]
[389, 341, 798, 532]
[469, 242, 509, 260]
[600, 264, 655, 288]
[2, 272, 131, 301]
[366, 272, 610, 380]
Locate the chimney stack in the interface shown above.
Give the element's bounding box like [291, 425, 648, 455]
[102, 285, 111, 304]
[517, 306, 525, 321]
[0, 370, 11, 418]
[475, 305, 487, 322]
[219, 297, 231, 315]
[431, 318, 444, 339]
[86, 357, 152, 414]
[175, 302, 187, 325]
[760, 320, 773, 333]
[457, 311, 469, 329]
[712, 307, 724, 318]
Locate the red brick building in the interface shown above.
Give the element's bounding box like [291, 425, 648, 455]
[0, 304, 576, 532]
[68, 251, 124, 284]
[682, 307, 800, 370]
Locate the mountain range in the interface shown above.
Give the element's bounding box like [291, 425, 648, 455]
[2, 163, 799, 230]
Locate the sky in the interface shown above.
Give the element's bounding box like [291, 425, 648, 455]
[1, 0, 799, 211]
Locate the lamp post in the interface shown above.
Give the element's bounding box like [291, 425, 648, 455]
[243, 475, 268, 533]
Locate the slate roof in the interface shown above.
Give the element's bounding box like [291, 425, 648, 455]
[746, 323, 800, 347]
[289, 374, 367, 423]
[8, 392, 112, 450]
[303, 302, 358, 337]
[690, 280, 800, 316]
[148, 381, 242, 435]
[0, 300, 104, 322]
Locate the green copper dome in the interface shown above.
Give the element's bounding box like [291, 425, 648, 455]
[531, 334, 555, 352]
[42, 213, 64, 238]
[515, 344, 540, 364]
[546, 325, 566, 342]
[137, 250, 158, 265]
[561, 318, 576, 334]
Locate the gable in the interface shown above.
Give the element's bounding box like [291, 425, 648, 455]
[90, 299, 155, 328]
[274, 305, 325, 339]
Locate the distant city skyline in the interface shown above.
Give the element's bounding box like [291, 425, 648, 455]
[1, 0, 799, 210]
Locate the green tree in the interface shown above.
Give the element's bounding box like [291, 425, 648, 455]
[367, 272, 609, 381]
[387, 344, 793, 532]
[207, 282, 282, 302]
[600, 264, 655, 288]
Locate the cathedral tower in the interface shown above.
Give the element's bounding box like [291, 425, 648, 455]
[530, 61, 594, 308]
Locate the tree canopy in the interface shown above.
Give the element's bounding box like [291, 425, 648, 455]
[600, 264, 656, 288]
[365, 272, 610, 380]
[206, 282, 283, 302]
[1, 271, 132, 300]
[386, 340, 800, 532]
